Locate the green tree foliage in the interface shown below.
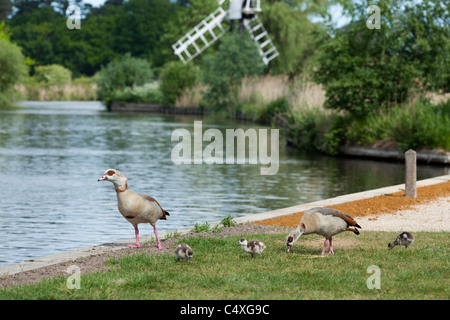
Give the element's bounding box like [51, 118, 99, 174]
[33, 64, 72, 86]
[160, 61, 199, 105]
[7, 0, 176, 76]
[0, 36, 27, 104]
[0, 20, 10, 39]
[0, 0, 12, 20]
[161, 0, 219, 63]
[109, 0, 176, 68]
[96, 53, 155, 106]
[261, 0, 327, 76]
[202, 31, 265, 110]
[314, 0, 450, 117]
[7, 3, 117, 76]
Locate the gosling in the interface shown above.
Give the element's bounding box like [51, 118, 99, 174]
[388, 232, 415, 250]
[237, 238, 266, 258]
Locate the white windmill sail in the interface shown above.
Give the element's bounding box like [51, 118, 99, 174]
[172, 7, 228, 64]
[244, 15, 279, 65]
[172, 0, 279, 65]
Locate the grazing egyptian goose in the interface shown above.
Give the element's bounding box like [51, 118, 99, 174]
[174, 243, 194, 262]
[237, 238, 266, 258]
[285, 207, 361, 255]
[98, 169, 170, 249]
[388, 232, 415, 250]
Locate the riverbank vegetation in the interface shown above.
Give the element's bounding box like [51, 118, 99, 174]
[1, 0, 449, 154]
[0, 231, 448, 299]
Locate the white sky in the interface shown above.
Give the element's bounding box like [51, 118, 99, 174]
[83, 0, 106, 7]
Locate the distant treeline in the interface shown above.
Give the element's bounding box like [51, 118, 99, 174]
[1, 0, 328, 77]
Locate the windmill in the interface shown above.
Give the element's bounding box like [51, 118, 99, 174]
[172, 0, 279, 65]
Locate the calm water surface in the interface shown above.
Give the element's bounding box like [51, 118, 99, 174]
[0, 101, 448, 266]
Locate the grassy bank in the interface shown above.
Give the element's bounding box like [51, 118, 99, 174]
[1, 231, 447, 299]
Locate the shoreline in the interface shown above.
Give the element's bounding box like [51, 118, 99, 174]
[1, 174, 448, 279]
[110, 102, 450, 164]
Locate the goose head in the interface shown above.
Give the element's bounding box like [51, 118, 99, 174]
[237, 238, 248, 247]
[286, 223, 305, 253]
[98, 169, 128, 192]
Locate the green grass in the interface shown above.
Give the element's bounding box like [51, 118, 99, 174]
[0, 232, 448, 299]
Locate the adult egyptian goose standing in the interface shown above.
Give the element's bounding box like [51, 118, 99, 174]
[285, 207, 361, 255]
[98, 169, 170, 249]
[388, 232, 415, 250]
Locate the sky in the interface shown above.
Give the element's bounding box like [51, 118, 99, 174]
[83, 0, 106, 6]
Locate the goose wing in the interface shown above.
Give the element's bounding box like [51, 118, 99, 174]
[311, 207, 361, 229]
[138, 194, 170, 219]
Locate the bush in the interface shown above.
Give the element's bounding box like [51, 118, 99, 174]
[264, 98, 291, 121]
[96, 53, 154, 106]
[160, 61, 199, 105]
[0, 38, 27, 93]
[346, 100, 450, 152]
[287, 107, 336, 153]
[33, 64, 72, 86]
[0, 37, 27, 106]
[387, 101, 450, 152]
[202, 32, 265, 110]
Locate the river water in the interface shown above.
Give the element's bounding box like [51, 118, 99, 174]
[0, 101, 447, 266]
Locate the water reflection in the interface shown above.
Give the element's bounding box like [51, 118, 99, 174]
[0, 101, 447, 265]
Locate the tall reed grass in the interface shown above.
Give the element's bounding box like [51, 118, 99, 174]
[15, 78, 98, 101]
[346, 100, 450, 152]
[175, 75, 326, 112]
[175, 83, 207, 108]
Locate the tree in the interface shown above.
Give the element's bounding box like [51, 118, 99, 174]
[314, 0, 450, 117]
[96, 53, 155, 106]
[111, 0, 177, 68]
[0, 36, 27, 103]
[260, 0, 326, 76]
[33, 64, 72, 85]
[160, 61, 199, 105]
[202, 31, 265, 110]
[6, 0, 179, 76]
[0, 0, 12, 20]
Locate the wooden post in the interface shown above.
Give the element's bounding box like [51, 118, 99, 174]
[405, 149, 417, 198]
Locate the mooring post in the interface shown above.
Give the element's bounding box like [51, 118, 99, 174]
[405, 149, 417, 198]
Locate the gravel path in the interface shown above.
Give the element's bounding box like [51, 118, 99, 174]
[355, 196, 450, 232]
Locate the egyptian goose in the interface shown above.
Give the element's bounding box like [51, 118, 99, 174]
[285, 207, 361, 255]
[237, 238, 266, 258]
[98, 169, 170, 249]
[174, 243, 194, 261]
[388, 232, 415, 250]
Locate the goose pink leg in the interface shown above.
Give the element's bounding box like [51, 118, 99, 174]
[153, 225, 165, 249]
[321, 239, 329, 256]
[127, 226, 142, 248]
[328, 237, 335, 255]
